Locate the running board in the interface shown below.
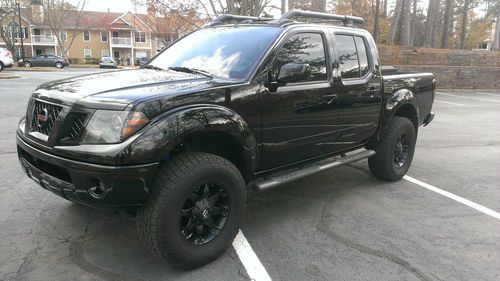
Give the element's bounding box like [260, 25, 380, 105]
[251, 149, 376, 192]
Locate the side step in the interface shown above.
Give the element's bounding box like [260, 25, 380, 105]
[251, 149, 376, 192]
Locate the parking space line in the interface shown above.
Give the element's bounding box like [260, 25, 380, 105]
[233, 230, 272, 281]
[437, 93, 500, 103]
[404, 176, 500, 220]
[434, 100, 465, 106]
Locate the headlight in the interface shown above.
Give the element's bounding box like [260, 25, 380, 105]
[81, 111, 149, 144]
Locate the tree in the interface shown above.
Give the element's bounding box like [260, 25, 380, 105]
[423, 0, 439, 47]
[440, 0, 453, 48]
[387, 0, 403, 44]
[43, 0, 88, 57]
[0, 0, 29, 58]
[400, 0, 412, 46]
[459, 0, 470, 49]
[494, 4, 500, 50]
[140, 0, 201, 45]
[373, 0, 380, 42]
[409, 0, 417, 46]
[199, 0, 274, 17]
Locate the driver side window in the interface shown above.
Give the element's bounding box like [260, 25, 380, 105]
[272, 32, 327, 84]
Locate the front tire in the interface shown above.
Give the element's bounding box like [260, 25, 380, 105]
[24, 61, 31, 67]
[137, 152, 246, 269]
[55, 62, 63, 69]
[369, 117, 416, 181]
[0, 62, 4, 72]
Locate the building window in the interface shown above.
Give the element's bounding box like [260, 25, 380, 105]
[135, 32, 146, 43]
[84, 49, 92, 58]
[83, 30, 90, 42]
[101, 31, 108, 42]
[60, 31, 67, 41]
[101, 50, 110, 58]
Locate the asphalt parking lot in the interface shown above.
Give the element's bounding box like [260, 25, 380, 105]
[1, 69, 499, 281]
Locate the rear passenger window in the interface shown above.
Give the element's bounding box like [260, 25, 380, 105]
[335, 34, 371, 79]
[355, 37, 369, 76]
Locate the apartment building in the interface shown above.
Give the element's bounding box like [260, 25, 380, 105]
[1, 2, 183, 65]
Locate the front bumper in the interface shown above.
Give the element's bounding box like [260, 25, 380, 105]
[17, 134, 159, 210]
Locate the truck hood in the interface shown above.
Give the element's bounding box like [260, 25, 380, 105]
[32, 69, 236, 110]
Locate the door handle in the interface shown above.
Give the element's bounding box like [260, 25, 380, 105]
[367, 86, 380, 93]
[322, 94, 338, 104]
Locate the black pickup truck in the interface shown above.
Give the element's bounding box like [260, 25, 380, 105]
[16, 11, 435, 269]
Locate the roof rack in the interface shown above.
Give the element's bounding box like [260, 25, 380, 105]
[278, 10, 364, 27]
[206, 14, 273, 27]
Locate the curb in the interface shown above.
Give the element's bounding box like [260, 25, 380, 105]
[0, 74, 21, 79]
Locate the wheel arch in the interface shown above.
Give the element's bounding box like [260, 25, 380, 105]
[129, 105, 257, 181]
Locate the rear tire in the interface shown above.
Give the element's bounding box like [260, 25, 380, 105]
[369, 117, 416, 181]
[0, 62, 4, 72]
[137, 152, 246, 269]
[24, 61, 31, 67]
[55, 62, 63, 69]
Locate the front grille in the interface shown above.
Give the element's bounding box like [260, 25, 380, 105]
[30, 100, 62, 136]
[58, 112, 88, 145]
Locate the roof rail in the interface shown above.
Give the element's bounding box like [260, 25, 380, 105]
[206, 14, 273, 27]
[278, 10, 364, 27]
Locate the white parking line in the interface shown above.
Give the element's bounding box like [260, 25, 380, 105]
[434, 100, 465, 106]
[404, 176, 500, 220]
[438, 93, 500, 103]
[233, 230, 272, 281]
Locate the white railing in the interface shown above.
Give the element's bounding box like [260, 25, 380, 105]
[110, 37, 132, 46]
[32, 35, 56, 44]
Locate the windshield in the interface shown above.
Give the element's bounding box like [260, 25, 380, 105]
[147, 26, 281, 80]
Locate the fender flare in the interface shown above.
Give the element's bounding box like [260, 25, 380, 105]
[129, 104, 257, 175]
[367, 89, 419, 148]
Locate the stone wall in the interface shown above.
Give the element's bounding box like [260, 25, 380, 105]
[377, 45, 500, 89]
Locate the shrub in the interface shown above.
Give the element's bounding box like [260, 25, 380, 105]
[69, 57, 80, 64]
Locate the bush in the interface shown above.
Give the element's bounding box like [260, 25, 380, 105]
[84, 57, 99, 64]
[69, 57, 80, 64]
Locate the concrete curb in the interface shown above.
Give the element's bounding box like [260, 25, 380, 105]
[0, 73, 21, 79]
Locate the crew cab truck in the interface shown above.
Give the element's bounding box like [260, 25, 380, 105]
[16, 11, 435, 269]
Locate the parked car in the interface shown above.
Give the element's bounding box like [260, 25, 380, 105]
[16, 11, 435, 270]
[136, 57, 150, 66]
[23, 54, 69, 69]
[99, 57, 117, 69]
[0, 47, 14, 72]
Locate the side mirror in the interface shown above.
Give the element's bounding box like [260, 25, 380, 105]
[278, 63, 309, 84]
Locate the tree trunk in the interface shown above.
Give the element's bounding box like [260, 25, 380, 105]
[424, 0, 439, 47]
[460, 0, 469, 49]
[281, 0, 286, 14]
[373, 0, 380, 42]
[382, 0, 387, 17]
[441, 0, 453, 48]
[409, 0, 417, 46]
[400, 0, 412, 46]
[493, 4, 500, 50]
[388, 0, 404, 45]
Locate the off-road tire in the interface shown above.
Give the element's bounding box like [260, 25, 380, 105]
[369, 117, 416, 181]
[137, 152, 246, 269]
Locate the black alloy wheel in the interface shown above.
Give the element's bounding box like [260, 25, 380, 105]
[393, 133, 410, 168]
[180, 183, 230, 245]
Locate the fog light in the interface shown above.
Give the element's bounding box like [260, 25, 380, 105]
[88, 178, 106, 198]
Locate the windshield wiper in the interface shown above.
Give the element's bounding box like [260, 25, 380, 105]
[168, 66, 214, 78]
[142, 65, 165, 71]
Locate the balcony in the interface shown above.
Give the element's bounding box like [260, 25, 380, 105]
[110, 37, 132, 47]
[32, 35, 56, 45]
